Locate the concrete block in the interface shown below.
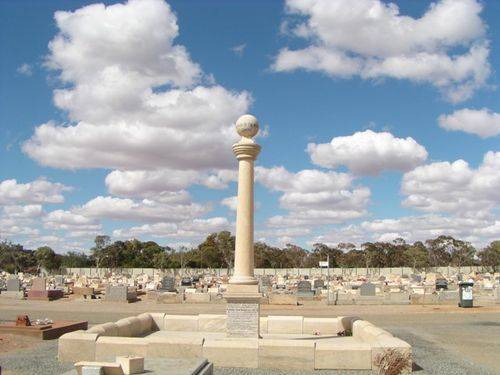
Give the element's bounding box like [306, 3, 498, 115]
[115, 318, 133, 337]
[356, 324, 392, 343]
[146, 335, 203, 358]
[148, 313, 165, 330]
[267, 316, 303, 334]
[355, 295, 385, 305]
[0, 291, 24, 299]
[116, 356, 144, 374]
[88, 323, 118, 337]
[185, 293, 210, 303]
[315, 338, 371, 369]
[303, 317, 343, 335]
[136, 313, 153, 335]
[81, 366, 104, 375]
[164, 314, 198, 331]
[352, 320, 374, 339]
[95, 337, 147, 361]
[125, 317, 142, 337]
[203, 338, 258, 368]
[259, 317, 268, 334]
[198, 314, 226, 332]
[58, 331, 99, 363]
[75, 362, 121, 375]
[259, 339, 315, 370]
[268, 293, 297, 305]
[157, 292, 183, 304]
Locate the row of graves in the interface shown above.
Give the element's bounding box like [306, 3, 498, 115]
[0, 272, 65, 301]
[252, 271, 500, 306]
[1, 270, 499, 306]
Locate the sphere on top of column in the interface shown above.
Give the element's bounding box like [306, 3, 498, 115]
[236, 114, 259, 139]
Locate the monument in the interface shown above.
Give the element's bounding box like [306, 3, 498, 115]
[57, 113, 413, 371]
[224, 114, 262, 338]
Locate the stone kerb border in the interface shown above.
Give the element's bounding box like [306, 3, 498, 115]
[58, 313, 412, 372]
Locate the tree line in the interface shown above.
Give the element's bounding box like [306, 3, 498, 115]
[0, 233, 498, 274]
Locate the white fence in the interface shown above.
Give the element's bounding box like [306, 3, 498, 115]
[62, 266, 489, 277]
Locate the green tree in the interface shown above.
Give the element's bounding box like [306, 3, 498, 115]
[450, 240, 476, 268]
[477, 241, 500, 272]
[61, 251, 93, 267]
[404, 241, 429, 269]
[91, 235, 111, 268]
[362, 242, 387, 268]
[35, 246, 61, 271]
[341, 249, 365, 268]
[426, 236, 454, 266]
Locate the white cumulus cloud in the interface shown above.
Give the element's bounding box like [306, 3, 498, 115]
[77, 196, 209, 223]
[113, 217, 230, 240]
[307, 130, 428, 175]
[401, 151, 500, 217]
[23, 0, 250, 174]
[256, 166, 370, 227]
[312, 214, 500, 247]
[273, 0, 490, 102]
[0, 178, 71, 205]
[439, 108, 500, 138]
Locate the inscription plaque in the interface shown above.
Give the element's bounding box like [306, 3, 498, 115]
[226, 302, 260, 338]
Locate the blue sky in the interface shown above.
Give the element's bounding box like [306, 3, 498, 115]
[1, 0, 499, 252]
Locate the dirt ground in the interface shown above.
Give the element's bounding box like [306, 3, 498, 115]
[0, 333, 40, 353]
[0, 298, 499, 374]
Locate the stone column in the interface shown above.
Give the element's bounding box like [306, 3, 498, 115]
[229, 114, 261, 286]
[225, 114, 262, 338]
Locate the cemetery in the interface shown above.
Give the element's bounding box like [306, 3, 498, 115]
[0, 115, 498, 375]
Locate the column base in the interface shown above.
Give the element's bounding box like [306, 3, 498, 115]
[228, 275, 258, 285]
[224, 285, 261, 338]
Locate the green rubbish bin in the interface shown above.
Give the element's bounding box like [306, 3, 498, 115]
[458, 281, 474, 308]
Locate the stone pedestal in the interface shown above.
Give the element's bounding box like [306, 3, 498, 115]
[225, 284, 261, 338]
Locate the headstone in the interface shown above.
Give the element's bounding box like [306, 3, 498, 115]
[297, 280, 311, 292]
[55, 275, 65, 286]
[411, 274, 422, 283]
[105, 284, 128, 302]
[7, 278, 21, 292]
[435, 278, 448, 290]
[313, 279, 325, 289]
[360, 282, 376, 296]
[259, 276, 271, 293]
[297, 280, 314, 299]
[32, 277, 46, 291]
[160, 276, 176, 292]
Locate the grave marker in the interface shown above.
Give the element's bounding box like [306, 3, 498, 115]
[7, 278, 21, 292]
[32, 277, 47, 291]
[360, 282, 376, 296]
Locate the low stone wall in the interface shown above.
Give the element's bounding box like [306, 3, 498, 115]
[62, 266, 488, 277]
[58, 313, 412, 371]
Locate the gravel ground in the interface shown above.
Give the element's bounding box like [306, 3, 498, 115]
[0, 339, 72, 375]
[0, 301, 498, 374]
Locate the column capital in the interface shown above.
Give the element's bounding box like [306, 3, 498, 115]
[232, 141, 261, 161]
